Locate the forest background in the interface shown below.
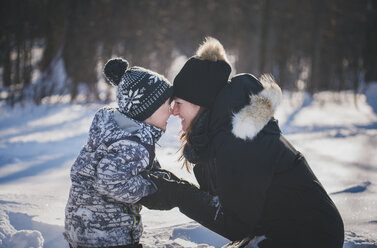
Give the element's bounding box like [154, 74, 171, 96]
[1, 0, 377, 105]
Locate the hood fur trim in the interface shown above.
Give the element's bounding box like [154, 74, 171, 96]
[232, 74, 282, 140]
[196, 37, 229, 63]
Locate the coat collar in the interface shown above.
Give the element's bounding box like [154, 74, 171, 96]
[231, 74, 282, 140]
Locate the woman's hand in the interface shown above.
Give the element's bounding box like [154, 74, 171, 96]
[139, 173, 183, 210]
[149, 168, 181, 181]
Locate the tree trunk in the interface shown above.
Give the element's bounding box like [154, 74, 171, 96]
[258, 0, 271, 75]
[364, 0, 377, 83]
[309, 0, 325, 94]
[3, 34, 11, 87]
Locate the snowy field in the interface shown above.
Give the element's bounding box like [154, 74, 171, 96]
[1, 85, 377, 247]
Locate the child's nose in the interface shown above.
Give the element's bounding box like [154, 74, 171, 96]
[171, 105, 179, 116]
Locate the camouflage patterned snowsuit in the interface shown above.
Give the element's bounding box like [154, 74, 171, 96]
[64, 107, 162, 248]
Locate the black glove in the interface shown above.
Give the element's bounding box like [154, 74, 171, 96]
[139, 173, 193, 210]
[140, 172, 251, 241]
[149, 168, 181, 181]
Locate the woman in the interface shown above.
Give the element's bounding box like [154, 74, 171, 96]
[140, 37, 344, 248]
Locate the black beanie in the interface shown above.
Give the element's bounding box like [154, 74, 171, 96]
[173, 37, 231, 108]
[103, 58, 172, 121]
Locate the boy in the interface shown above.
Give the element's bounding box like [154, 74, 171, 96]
[64, 58, 172, 248]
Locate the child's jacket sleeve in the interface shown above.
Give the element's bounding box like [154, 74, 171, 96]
[93, 139, 156, 204]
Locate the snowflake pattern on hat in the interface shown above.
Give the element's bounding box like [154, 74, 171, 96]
[148, 75, 160, 85]
[120, 88, 145, 111]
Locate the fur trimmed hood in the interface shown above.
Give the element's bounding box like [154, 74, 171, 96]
[231, 74, 282, 140]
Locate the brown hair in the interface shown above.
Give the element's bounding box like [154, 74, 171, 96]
[178, 107, 207, 172]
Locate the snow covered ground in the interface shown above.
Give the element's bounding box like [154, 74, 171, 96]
[0, 85, 377, 247]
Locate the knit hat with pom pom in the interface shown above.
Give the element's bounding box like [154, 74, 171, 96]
[173, 37, 231, 108]
[103, 58, 172, 121]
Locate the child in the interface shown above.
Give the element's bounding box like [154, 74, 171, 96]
[64, 58, 173, 248]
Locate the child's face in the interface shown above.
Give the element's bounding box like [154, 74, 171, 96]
[144, 99, 171, 131]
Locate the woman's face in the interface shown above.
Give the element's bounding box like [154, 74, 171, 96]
[171, 97, 200, 132]
[144, 98, 171, 131]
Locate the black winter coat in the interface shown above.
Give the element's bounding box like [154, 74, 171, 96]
[184, 74, 344, 248]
